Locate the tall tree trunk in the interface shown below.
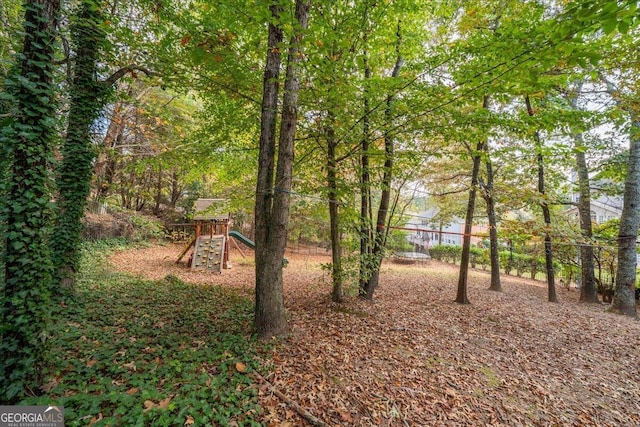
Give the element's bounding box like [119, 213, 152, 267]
[478, 96, 501, 292]
[254, 0, 310, 339]
[359, 51, 372, 297]
[456, 141, 484, 304]
[566, 87, 598, 303]
[51, 0, 105, 294]
[610, 119, 640, 316]
[326, 114, 343, 302]
[456, 96, 490, 304]
[574, 133, 599, 303]
[526, 95, 557, 302]
[359, 37, 372, 296]
[363, 21, 403, 300]
[482, 148, 501, 291]
[1, 0, 60, 403]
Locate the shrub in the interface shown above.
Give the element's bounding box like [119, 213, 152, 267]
[469, 247, 489, 269]
[429, 245, 462, 263]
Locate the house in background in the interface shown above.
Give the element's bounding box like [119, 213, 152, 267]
[566, 193, 623, 225]
[566, 171, 624, 225]
[405, 207, 486, 252]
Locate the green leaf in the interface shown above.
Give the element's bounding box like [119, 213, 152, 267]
[602, 18, 618, 34]
[617, 19, 630, 34]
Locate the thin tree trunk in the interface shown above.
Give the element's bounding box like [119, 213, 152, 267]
[610, 120, 640, 316]
[359, 37, 372, 296]
[363, 21, 403, 300]
[478, 96, 501, 292]
[565, 88, 599, 303]
[574, 134, 599, 303]
[326, 114, 343, 302]
[456, 96, 490, 303]
[153, 164, 163, 215]
[483, 152, 501, 291]
[456, 139, 483, 304]
[526, 95, 557, 302]
[169, 169, 181, 208]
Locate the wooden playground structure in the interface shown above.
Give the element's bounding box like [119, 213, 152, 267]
[175, 199, 255, 273]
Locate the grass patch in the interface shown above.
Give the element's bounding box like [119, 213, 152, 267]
[24, 240, 264, 426]
[479, 366, 501, 388]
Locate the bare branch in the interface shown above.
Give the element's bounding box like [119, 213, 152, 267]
[103, 65, 159, 87]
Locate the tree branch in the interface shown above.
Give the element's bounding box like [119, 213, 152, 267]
[253, 372, 330, 427]
[103, 65, 159, 87]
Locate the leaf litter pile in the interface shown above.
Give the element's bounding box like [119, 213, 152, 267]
[110, 244, 640, 426]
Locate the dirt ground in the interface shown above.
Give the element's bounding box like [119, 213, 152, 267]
[108, 243, 640, 427]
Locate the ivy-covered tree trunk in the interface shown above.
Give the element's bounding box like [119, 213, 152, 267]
[526, 95, 557, 303]
[0, 0, 60, 403]
[363, 21, 402, 300]
[574, 133, 599, 303]
[610, 120, 640, 317]
[254, 0, 310, 339]
[51, 0, 105, 294]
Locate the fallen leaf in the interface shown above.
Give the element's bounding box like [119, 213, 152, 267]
[338, 409, 353, 422]
[158, 396, 173, 409]
[125, 387, 139, 395]
[40, 377, 60, 393]
[88, 413, 103, 426]
[143, 400, 155, 413]
[123, 361, 136, 371]
[184, 415, 195, 425]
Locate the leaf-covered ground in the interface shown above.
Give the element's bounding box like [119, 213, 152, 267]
[110, 244, 640, 427]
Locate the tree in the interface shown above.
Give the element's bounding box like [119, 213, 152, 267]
[455, 97, 489, 304]
[0, 0, 60, 403]
[254, 0, 310, 339]
[596, 20, 640, 315]
[573, 128, 600, 303]
[361, 20, 403, 300]
[526, 95, 558, 302]
[479, 124, 502, 292]
[610, 120, 640, 316]
[51, 0, 107, 294]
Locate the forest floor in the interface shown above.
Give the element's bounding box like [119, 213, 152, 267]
[109, 243, 640, 427]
